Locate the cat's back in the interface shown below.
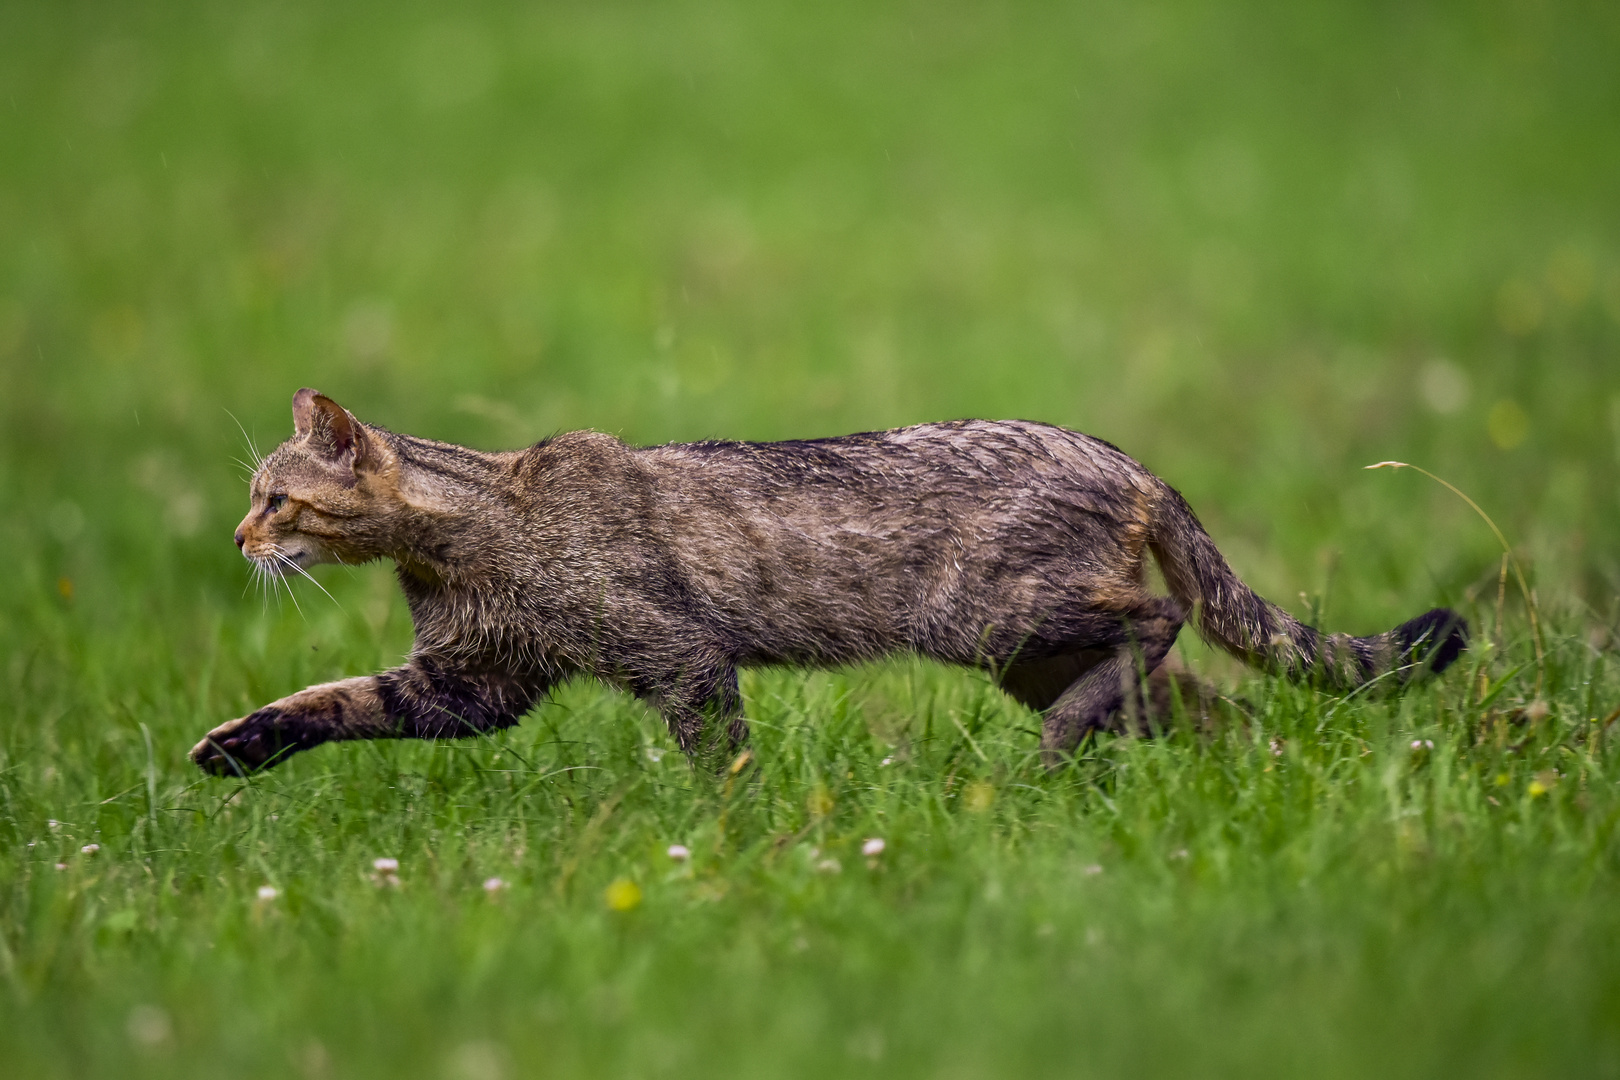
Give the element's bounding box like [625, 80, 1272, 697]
[636, 419, 1153, 507]
[626, 419, 1156, 585]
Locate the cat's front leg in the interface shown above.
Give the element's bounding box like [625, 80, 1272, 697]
[190, 676, 385, 775]
[191, 661, 549, 775]
[631, 660, 749, 762]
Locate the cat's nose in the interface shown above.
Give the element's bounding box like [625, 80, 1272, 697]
[234, 530, 246, 549]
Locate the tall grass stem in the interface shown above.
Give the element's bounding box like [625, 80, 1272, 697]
[1366, 461, 1546, 692]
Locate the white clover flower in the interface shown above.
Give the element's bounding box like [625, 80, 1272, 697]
[257, 885, 280, 901]
[1411, 739, 1435, 751]
[667, 844, 691, 862]
[482, 877, 508, 893]
[81, 843, 100, 855]
[879, 756, 894, 767]
[373, 857, 399, 873]
[861, 838, 885, 857]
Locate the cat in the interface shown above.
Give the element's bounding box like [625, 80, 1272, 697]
[190, 388, 1467, 775]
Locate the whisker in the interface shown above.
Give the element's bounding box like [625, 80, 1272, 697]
[224, 409, 265, 471]
[266, 552, 305, 619]
[254, 559, 274, 610]
[278, 563, 307, 620]
[272, 546, 345, 613]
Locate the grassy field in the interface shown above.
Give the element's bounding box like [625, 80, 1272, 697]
[3, 1, 1620, 1076]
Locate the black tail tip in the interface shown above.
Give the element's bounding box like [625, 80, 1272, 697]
[1394, 608, 1469, 675]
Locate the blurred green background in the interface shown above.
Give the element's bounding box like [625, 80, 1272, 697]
[3, 2, 1620, 1077]
[4, 0, 1617, 623]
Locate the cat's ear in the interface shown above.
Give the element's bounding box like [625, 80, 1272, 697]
[292, 388, 373, 471]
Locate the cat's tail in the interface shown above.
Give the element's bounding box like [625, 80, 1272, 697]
[1146, 480, 1467, 691]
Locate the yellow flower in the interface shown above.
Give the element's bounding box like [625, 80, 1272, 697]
[1529, 770, 1559, 799]
[604, 877, 642, 911]
[964, 780, 996, 813]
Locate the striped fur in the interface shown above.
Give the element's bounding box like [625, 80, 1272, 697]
[191, 390, 1466, 774]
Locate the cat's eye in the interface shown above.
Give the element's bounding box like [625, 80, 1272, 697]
[266, 494, 288, 513]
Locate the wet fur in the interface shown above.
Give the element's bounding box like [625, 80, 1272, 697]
[191, 390, 1467, 774]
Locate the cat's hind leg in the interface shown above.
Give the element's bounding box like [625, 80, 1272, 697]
[998, 649, 1110, 712]
[1033, 597, 1186, 765]
[1000, 637, 1206, 741]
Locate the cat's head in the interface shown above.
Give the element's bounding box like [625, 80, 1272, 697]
[235, 389, 402, 575]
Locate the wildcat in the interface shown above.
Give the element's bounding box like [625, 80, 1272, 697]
[190, 389, 1466, 775]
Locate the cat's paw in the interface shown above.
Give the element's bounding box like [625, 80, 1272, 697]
[190, 707, 303, 775]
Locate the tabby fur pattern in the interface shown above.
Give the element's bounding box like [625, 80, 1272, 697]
[190, 390, 1467, 774]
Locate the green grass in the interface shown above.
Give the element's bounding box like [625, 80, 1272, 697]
[3, 0, 1620, 1076]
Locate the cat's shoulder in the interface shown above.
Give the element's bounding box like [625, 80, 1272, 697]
[513, 428, 637, 484]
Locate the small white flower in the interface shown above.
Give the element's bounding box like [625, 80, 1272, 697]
[815, 858, 842, 875]
[372, 857, 400, 887]
[54, 862, 67, 871]
[879, 756, 894, 767]
[1411, 739, 1434, 751]
[81, 843, 100, 855]
[861, 838, 886, 857]
[482, 877, 508, 893]
[47, 820, 61, 831]
[667, 844, 691, 862]
[1269, 737, 1285, 758]
[257, 885, 279, 901]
